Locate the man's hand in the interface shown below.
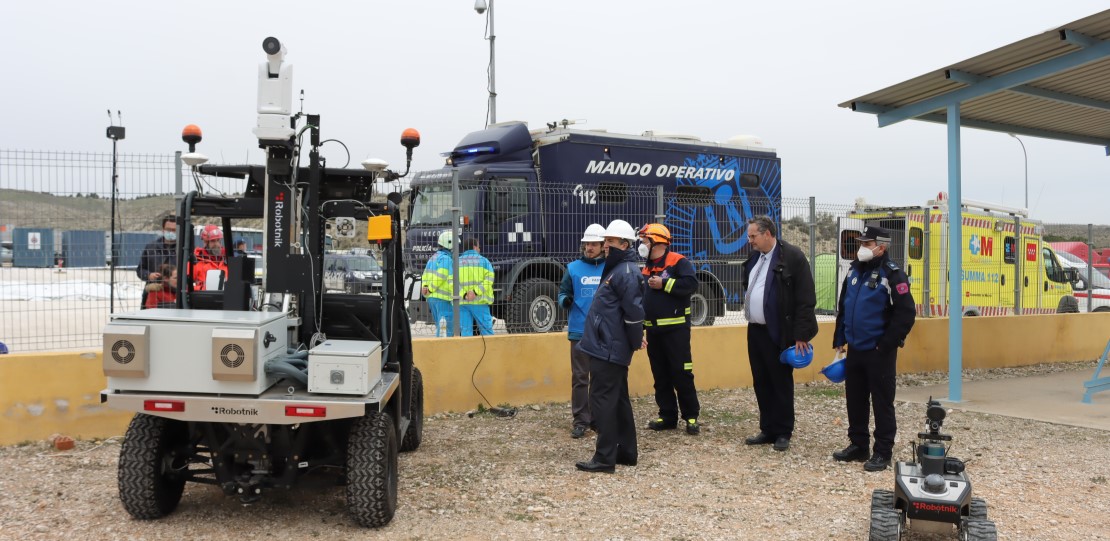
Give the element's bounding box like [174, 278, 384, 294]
[794, 340, 812, 355]
[420, 286, 429, 297]
[464, 290, 477, 301]
[642, 337, 649, 349]
[647, 276, 664, 290]
[835, 345, 847, 354]
[148, 272, 161, 282]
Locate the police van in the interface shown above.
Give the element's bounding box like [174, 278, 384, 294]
[404, 121, 782, 333]
[838, 192, 1077, 317]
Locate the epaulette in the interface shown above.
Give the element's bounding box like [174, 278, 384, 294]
[885, 260, 900, 272]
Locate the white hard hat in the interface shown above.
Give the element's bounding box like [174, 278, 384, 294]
[437, 230, 453, 249]
[603, 219, 637, 241]
[581, 223, 606, 242]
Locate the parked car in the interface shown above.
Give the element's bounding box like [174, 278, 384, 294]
[1057, 251, 1110, 313]
[324, 253, 383, 294]
[0, 245, 12, 266]
[1050, 241, 1110, 278]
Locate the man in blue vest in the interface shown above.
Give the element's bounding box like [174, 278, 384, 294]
[558, 223, 607, 438]
[832, 223, 916, 472]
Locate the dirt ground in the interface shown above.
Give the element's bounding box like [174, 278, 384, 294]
[1, 363, 1108, 540]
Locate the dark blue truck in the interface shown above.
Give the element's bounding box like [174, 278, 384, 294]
[404, 121, 782, 333]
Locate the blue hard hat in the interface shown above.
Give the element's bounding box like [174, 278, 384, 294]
[779, 344, 813, 369]
[821, 355, 847, 383]
[0, 341, 8, 355]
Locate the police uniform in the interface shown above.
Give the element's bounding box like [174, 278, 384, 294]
[833, 224, 916, 465]
[642, 247, 700, 430]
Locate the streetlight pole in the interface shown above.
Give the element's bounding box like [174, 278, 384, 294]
[1008, 133, 1028, 209]
[474, 0, 496, 126]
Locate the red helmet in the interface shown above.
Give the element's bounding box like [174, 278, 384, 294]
[200, 224, 224, 242]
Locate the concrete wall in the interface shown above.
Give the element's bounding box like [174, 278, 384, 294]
[3, 313, 1108, 445]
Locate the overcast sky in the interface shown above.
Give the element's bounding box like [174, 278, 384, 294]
[3, 1, 1108, 223]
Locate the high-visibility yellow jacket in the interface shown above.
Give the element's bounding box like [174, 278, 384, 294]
[421, 249, 454, 301]
[459, 249, 494, 305]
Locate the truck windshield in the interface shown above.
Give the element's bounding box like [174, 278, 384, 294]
[410, 185, 479, 226]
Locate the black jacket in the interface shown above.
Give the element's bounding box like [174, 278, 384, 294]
[575, 246, 645, 366]
[136, 238, 176, 282]
[740, 239, 818, 348]
[641, 248, 698, 329]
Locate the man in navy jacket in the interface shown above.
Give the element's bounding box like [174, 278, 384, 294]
[575, 219, 645, 473]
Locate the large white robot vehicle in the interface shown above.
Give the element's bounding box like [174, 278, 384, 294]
[101, 37, 423, 528]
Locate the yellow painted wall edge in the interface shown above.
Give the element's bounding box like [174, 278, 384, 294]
[2, 313, 1107, 446]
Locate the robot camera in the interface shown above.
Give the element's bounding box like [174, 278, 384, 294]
[925, 398, 946, 432]
[262, 37, 282, 56]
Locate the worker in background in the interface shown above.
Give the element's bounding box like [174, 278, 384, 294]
[421, 231, 456, 337]
[137, 215, 177, 308]
[639, 223, 701, 436]
[458, 237, 495, 336]
[192, 224, 228, 290]
[741, 215, 818, 452]
[832, 223, 916, 472]
[144, 263, 178, 309]
[558, 223, 607, 439]
[574, 219, 644, 473]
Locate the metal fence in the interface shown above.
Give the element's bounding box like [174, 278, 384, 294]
[2, 149, 1108, 351]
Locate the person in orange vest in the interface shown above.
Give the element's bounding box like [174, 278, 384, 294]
[638, 223, 701, 435]
[192, 224, 228, 290]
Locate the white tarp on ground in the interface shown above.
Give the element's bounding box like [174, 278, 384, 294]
[0, 280, 142, 301]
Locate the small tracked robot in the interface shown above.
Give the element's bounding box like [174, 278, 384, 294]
[868, 398, 997, 541]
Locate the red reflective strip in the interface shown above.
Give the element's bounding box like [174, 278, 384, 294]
[285, 405, 326, 418]
[144, 400, 185, 412]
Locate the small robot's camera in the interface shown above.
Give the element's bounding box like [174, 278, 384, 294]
[262, 37, 282, 56]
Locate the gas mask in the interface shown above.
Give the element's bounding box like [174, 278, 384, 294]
[857, 245, 876, 262]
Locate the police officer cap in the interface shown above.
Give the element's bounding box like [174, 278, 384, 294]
[857, 223, 891, 242]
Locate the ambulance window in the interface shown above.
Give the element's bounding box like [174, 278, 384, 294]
[738, 173, 761, 189]
[840, 230, 861, 259]
[597, 182, 628, 204]
[1003, 237, 1016, 264]
[1043, 248, 1068, 283]
[675, 185, 712, 207]
[908, 227, 924, 259]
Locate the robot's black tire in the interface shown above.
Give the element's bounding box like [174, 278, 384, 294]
[400, 367, 424, 452]
[871, 489, 895, 510]
[868, 507, 903, 541]
[346, 411, 398, 527]
[969, 497, 988, 519]
[117, 413, 188, 520]
[963, 518, 998, 541]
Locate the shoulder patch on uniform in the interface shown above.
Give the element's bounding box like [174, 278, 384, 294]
[886, 260, 900, 271]
[895, 282, 909, 295]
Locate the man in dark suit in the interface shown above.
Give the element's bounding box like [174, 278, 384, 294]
[741, 215, 818, 452]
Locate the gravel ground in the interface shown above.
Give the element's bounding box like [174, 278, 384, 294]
[1, 362, 1108, 540]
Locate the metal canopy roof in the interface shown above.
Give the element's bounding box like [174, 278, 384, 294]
[840, 9, 1110, 152]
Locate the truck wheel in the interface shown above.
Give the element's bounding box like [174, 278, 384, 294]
[1093, 306, 1110, 313]
[400, 367, 424, 452]
[868, 507, 902, 541]
[506, 277, 561, 333]
[962, 518, 998, 541]
[689, 282, 717, 327]
[871, 489, 895, 510]
[969, 497, 988, 519]
[117, 413, 189, 520]
[347, 410, 398, 527]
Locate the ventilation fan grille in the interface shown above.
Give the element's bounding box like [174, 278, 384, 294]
[220, 343, 246, 368]
[111, 340, 136, 364]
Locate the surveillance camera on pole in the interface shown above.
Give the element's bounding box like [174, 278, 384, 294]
[253, 37, 295, 145]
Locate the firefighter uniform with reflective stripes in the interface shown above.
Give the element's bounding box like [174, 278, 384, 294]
[642, 249, 700, 425]
[422, 248, 455, 337]
[459, 248, 495, 336]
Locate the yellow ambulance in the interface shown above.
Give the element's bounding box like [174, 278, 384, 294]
[837, 192, 1077, 317]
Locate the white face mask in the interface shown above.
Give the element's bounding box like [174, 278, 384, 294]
[637, 242, 650, 259]
[857, 245, 875, 262]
